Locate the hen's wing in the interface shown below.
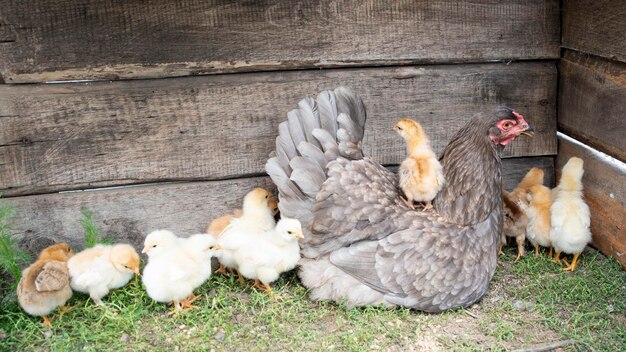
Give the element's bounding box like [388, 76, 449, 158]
[35, 260, 70, 292]
[329, 207, 500, 312]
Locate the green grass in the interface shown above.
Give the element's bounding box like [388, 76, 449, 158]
[0, 197, 31, 291]
[79, 208, 113, 249]
[0, 245, 623, 351]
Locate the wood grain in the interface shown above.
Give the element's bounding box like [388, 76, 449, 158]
[562, 0, 626, 62]
[6, 157, 555, 257]
[557, 135, 626, 268]
[0, 62, 557, 197]
[558, 51, 626, 162]
[0, 0, 559, 83]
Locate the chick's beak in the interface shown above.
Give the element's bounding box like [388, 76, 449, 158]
[133, 268, 141, 276]
[295, 231, 304, 239]
[211, 244, 222, 251]
[141, 247, 148, 254]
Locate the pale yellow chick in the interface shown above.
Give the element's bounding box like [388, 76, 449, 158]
[524, 184, 553, 257]
[500, 191, 527, 261]
[17, 243, 74, 327]
[394, 118, 444, 211]
[550, 157, 591, 271]
[68, 244, 140, 305]
[510, 167, 545, 206]
[216, 188, 277, 280]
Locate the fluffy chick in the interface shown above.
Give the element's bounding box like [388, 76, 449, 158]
[17, 243, 74, 326]
[550, 157, 591, 271]
[142, 230, 218, 315]
[524, 184, 553, 257]
[510, 167, 545, 206]
[68, 244, 140, 305]
[216, 188, 277, 278]
[394, 118, 444, 211]
[234, 217, 303, 293]
[206, 196, 279, 236]
[500, 191, 528, 261]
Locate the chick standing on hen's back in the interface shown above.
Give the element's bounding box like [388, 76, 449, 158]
[550, 157, 591, 271]
[17, 243, 74, 326]
[68, 244, 141, 305]
[394, 118, 444, 210]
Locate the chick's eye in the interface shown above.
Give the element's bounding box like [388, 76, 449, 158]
[287, 231, 293, 234]
[397, 126, 403, 130]
[152, 244, 157, 248]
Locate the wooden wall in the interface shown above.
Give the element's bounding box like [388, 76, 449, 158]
[560, 0, 626, 267]
[0, 1, 560, 255]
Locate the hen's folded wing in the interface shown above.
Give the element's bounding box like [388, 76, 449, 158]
[329, 209, 500, 312]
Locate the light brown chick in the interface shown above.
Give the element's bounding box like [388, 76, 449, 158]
[510, 167, 545, 206]
[394, 118, 444, 211]
[500, 191, 528, 261]
[524, 184, 553, 257]
[207, 196, 279, 236]
[17, 243, 74, 326]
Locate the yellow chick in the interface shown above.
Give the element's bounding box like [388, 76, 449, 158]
[142, 230, 218, 315]
[524, 184, 553, 257]
[510, 167, 545, 206]
[500, 191, 528, 261]
[234, 217, 304, 293]
[394, 118, 444, 210]
[68, 244, 140, 305]
[550, 157, 591, 271]
[207, 196, 279, 236]
[17, 243, 74, 326]
[216, 188, 277, 280]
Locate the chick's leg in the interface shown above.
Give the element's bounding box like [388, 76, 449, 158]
[553, 251, 561, 264]
[548, 246, 553, 257]
[401, 195, 415, 210]
[515, 237, 525, 262]
[41, 315, 52, 327]
[215, 263, 229, 275]
[168, 301, 181, 316]
[563, 252, 581, 271]
[180, 293, 200, 310]
[534, 244, 540, 257]
[422, 201, 433, 211]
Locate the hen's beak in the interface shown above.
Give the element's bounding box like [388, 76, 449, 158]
[519, 124, 534, 137]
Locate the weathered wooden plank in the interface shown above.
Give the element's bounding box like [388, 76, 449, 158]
[0, 0, 560, 83]
[559, 51, 626, 162]
[557, 134, 626, 268]
[6, 157, 555, 256]
[562, 0, 626, 63]
[0, 62, 557, 196]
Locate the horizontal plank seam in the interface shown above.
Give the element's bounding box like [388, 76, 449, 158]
[557, 132, 626, 173]
[560, 47, 626, 65]
[1, 58, 560, 86]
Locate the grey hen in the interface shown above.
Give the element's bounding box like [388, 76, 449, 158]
[265, 87, 533, 312]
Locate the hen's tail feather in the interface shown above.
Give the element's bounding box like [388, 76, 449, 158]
[266, 86, 366, 231]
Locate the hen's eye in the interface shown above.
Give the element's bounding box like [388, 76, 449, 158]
[502, 122, 512, 129]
